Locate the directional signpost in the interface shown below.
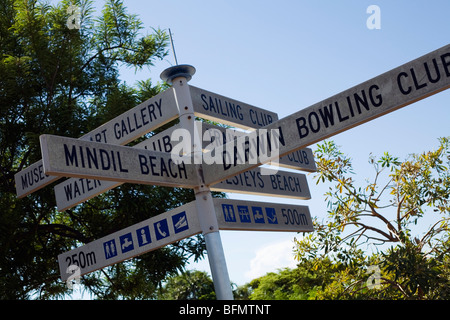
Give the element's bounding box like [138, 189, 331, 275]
[200, 122, 317, 172]
[27, 43, 450, 300]
[210, 167, 311, 200]
[214, 199, 313, 232]
[190, 85, 278, 129]
[59, 201, 200, 282]
[202, 44, 450, 186]
[28, 63, 319, 300]
[54, 120, 315, 212]
[40, 134, 199, 188]
[53, 123, 183, 211]
[15, 88, 178, 198]
[59, 199, 313, 282]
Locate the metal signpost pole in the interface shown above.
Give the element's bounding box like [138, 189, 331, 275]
[160, 65, 234, 300]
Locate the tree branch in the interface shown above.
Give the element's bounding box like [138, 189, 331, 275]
[81, 44, 124, 71]
[396, 194, 406, 232]
[420, 218, 449, 245]
[368, 203, 400, 241]
[380, 277, 410, 298]
[343, 221, 398, 243]
[37, 223, 90, 243]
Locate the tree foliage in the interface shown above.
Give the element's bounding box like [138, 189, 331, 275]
[157, 270, 216, 300]
[233, 138, 449, 300]
[292, 138, 450, 299]
[0, 0, 215, 299]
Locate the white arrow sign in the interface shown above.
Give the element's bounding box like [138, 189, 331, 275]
[53, 126, 180, 212]
[214, 199, 314, 232]
[58, 198, 313, 281]
[15, 88, 178, 198]
[200, 122, 316, 172]
[40, 134, 199, 188]
[58, 201, 200, 282]
[54, 121, 315, 212]
[202, 44, 450, 185]
[210, 167, 311, 200]
[190, 85, 278, 129]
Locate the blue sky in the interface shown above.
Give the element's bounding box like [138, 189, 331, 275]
[61, 0, 450, 297]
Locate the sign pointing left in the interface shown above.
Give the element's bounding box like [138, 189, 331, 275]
[58, 201, 200, 282]
[14, 88, 178, 198]
[40, 134, 199, 188]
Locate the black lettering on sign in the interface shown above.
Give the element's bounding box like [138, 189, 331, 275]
[144, 134, 173, 153]
[63, 178, 102, 201]
[442, 53, 450, 76]
[200, 94, 209, 111]
[139, 154, 150, 174]
[200, 93, 244, 121]
[270, 174, 302, 193]
[397, 52, 450, 96]
[99, 149, 110, 170]
[281, 208, 308, 225]
[162, 135, 172, 153]
[369, 84, 383, 107]
[221, 128, 285, 171]
[112, 99, 163, 140]
[86, 147, 98, 169]
[65, 250, 96, 270]
[64, 144, 78, 167]
[287, 150, 310, 165]
[296, 117, 309, 139]
[224, 170, 265, 188]
[424, 58, 441, 83]
[397, 72, 411, 95]
[63, 144, 128, 172]
[295, 85, 383, 140]
[140, 106, 149, 126]
[89, 129, 107, 143]
[250, 109, 274, 126]
[20, 164, 47, 190]
[139, 155, 188, 179]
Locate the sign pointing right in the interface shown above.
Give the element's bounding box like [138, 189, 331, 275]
[58, 198, 313, 282]
[214, 199, 313, 233]
[203, 44, 450, 185]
